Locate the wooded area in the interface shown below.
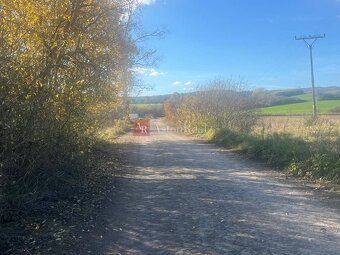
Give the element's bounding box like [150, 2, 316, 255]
[0, 1, 156, 252]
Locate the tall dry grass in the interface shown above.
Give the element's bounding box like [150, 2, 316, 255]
[207, 115, 340, 183]
[256, 115, 340, 141]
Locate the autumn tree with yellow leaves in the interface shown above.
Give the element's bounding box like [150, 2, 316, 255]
[0, 0, 148, 197]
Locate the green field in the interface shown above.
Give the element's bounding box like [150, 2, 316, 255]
[293, 93, 313, 101]
[130, 104, 163, 109]
[258, 93, 340, 115]
[130, 103, 164, 118]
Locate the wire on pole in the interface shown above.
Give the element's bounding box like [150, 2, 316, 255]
[295, 34, 325, 118]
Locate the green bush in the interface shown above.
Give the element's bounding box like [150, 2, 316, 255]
[247, 133, 310, 167]
[213, 129, 310, 167]
[204, 129, 217, 140]
[289, 153, 340, 180]
[210, 128, 340, 182]
[212, 129, 250, 150]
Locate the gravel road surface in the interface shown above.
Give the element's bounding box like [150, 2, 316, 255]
[98, 119, 340, 255]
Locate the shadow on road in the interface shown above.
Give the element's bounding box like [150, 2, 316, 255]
[78, 136, 340, 255]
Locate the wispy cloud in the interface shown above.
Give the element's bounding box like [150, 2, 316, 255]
[149, 70, 165, 77]
[131, 67, 165, 77]
[138, 0, 156, 5]
[172, 81, 182, 86]
[173, 81, 193, 86]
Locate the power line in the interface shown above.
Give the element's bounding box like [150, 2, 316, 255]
[295, 34, 325, 117]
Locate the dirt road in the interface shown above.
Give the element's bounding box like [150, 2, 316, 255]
[98, 119, 340, 254]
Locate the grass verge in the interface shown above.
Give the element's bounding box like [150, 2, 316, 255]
[206, 128, 340, 184]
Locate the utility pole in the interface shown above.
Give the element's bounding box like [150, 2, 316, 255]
[295, 34, 325, 118]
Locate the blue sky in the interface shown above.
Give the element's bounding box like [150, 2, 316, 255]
[133, 0, 340, 96]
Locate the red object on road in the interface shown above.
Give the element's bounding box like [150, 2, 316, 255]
[132, 119, 150, 136]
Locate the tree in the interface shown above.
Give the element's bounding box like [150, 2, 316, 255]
[0, 0, 144, 195]
[166, 79, 257, 133]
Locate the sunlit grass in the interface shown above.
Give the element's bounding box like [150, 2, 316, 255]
[258, 100, 340, 115]
[130, 103, 163, 108]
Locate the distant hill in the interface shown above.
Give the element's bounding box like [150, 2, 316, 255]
[129, 94, 173, 104]
[129, 87, 340, 109]
[258, 87, 340, 115]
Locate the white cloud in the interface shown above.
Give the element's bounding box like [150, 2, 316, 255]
[138, 0, 156, 5]
[131, 67, 164, 77]
[150, 70, 164, 77]
[131, 67, 148, 74]
[172, 81, 182, 86]
[121, 0, 157, 21]
[173, 81, 194, 86]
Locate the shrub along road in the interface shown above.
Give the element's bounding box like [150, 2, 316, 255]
[90, 119, 340, 254]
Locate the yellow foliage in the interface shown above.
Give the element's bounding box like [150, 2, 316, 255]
[0, 0, 135, 178]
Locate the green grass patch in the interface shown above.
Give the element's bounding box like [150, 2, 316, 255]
[258, 92, 340, 115]
[209, 128, 340, 182]
[293, 93, 312, 101]
[130, 104, 163, 109]
[258, 100, 340, 115]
